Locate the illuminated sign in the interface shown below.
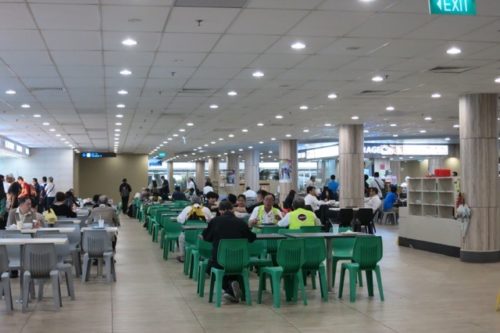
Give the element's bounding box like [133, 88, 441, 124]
[81, 152, 116, 158]
[304, 145, 449, 159]
[4, 140, 15, 150]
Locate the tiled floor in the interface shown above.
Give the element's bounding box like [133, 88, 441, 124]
[2, 215, 500, 333]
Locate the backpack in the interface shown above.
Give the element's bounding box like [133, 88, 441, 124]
[43, 208, 58, 225]
[187, 204, 206, 221]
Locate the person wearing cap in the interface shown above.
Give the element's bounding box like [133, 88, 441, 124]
[118, 178, 132, 215]
[175, 196, 213, 263]
[278, 197, 321, 230]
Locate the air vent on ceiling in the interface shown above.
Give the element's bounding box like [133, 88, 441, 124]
[29, 87, 65, 93]
[174, 0, 247, 8]
[177, 88, 213, 95]
[429, 66, 473, 74]
[358, 90, 399, 96]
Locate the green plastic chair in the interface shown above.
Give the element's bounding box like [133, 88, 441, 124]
[278, 228, 303, 234]
[185, 220, 207, 227]
[184, 229, 203, 276]
[159, 213, 179, 249]
[257, 239, 307, 308]
[300, 226, 322, 233]
[208, 239, 252, 308]
[196, 239, 213, 297]
[338, 236, 384, 303]
[162, 222, 182, 260]
[302, 238, 328, 301]
[332, 237, 363, 289]
[248, 240, 273, 269]
[151, 208, 172, 242]
[261, 226, 284, 265]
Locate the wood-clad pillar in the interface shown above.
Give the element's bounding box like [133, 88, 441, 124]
[167, 161, 174, 192]
[244, 150, 260, 192]
[278, 140, 298, 203]
[195, 160, 205, 189]
[207, 157, 219, 192]
[339, 125, 364, 208]
[459, 94, 500, 262]
[225, 153, 239, 194]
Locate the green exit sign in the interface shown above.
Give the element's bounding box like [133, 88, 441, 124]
[429, 0, 476, 16]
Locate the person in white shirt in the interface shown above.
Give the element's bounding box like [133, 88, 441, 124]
[365, 187, 382, 213]
[176, 197, 213, 263]
[45, 176, 56, 208]
[370, 172, 384, 199]
[304, 186, 326, 212]
[306, 176, 321, 196]
[186, 177, 197, 193]
[249, 194, 282, 226]
[242, 187, 257, 199]
[203, 181, 214, 195]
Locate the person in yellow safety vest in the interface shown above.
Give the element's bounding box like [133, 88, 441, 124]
[249, 194, 282, 226]
[278, 197, 321, 230]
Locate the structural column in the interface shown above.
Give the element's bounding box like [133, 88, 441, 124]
[225, 153, 239, 194]
[428, 157, 445, 175]
[244, 150, 260, 192]
[389, 160, 401, 185]
[278, 140, 298, 202]
[339, 125, 364, 208]
[167, 161, 174, 193]
[195, 160, 205, 189]
[207, 157, 220, 191]
[459, 94, 500, 262]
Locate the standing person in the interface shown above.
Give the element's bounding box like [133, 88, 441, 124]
[119, 178, 132, 214]
[6, 174, 21, 210]
[203, 181, 214, 195]
[45, 176, 56, 209]
[32, 178, 42, 212]
[327, 175, 340, 201]
[160, 175, 170, 200]
[39, 176, 48, 211]
[242, 186, 257, 199]
[186, 177, 197, 193]
[0, 174, 6, 229]
[364, 175, 370, 197]
[202, 201, 256, 304]
[306, 176, 321, 196]
[370, 172, 384, 199]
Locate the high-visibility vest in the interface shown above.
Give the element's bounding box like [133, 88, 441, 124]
[288, 208, 316, 230]
[256, 205, 281, 225]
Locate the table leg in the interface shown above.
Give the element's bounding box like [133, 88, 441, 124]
[326, 238, 333, 292]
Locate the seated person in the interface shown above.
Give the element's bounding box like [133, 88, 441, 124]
[87, 195, 120, 226]
[50, 191, 76, 217]
[365, 187, 382, 213]
[383, 185, 398, 212]
[304, 186, 327, 211]
[172, 186, 188, 201]
[7, 197, 45, 228]
[186, 188, 200, 203]
[234, 194, 249, 218]
[176, 197, 213, 263]
[282, 189, 296, 213]
[319, 186, 335, 202]
[249, 194, 282, 226]
[203, 181, 214, 195]
[205, 191, 219, 213]
[278, 197, 321, 230]
[202, 201, 256, 304]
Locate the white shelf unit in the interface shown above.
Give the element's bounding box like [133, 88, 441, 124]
[407, 177, 459, 219]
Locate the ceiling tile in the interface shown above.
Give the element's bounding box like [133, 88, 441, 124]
[159, 33, 220, 52]
[459, 19, 500, 42]
[289, 11, 371, 37]
[0, 51, 52, 65]
[149, 66, 197, 79]
[212, 34, 279, 53]
[104, 66, 150, 78]
[52, 51, 103, 66]
[319, 0, 399, 11]
[42, 31, 102, 50]
[103, 32, 162, 51]
[165, 7, 239, 33]
[9, 65, 59, 78]
[347, 13, 432, 39]
[153, 52, 206, 67]
[250, 53, 307, 69]
[228, 9, 307, 34]
[102, 5, 170, 32]
[0, 4, 37, 29]
[31, 4, 100, 30]
[59, 66, 104, 78]
[295, 55, 354, 70]
[201, 53, 257, 67]
[406, 16, 496, 40]
[104, 51, 155, 66]
[0, 30, 45, 50]
[246, 0, 323, 9]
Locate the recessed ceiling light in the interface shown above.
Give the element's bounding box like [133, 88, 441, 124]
[120, 69, 132, 76]
[116, 104, 125, 108]
[121, 38, 137, 46]
[179, 128, 186, 132]
[419, 130, 427, 133]
[495, 77, 500, 84]
[390, 123, 397, 127]
[115, 129, 121, 132]
[431, 93, 442, 99]
[275, 114, 283, 119]
[55, 134, 61, 137]
[204, 144, 209, 147]
[228, 134, 235, 138]
[218, 138, 224, 141]
[371, 75, 384, 82]
[227, 90, 237, 96]
[453, 124, 460, 128]
[33, 114, 41, 118]
[230, 150, 235, 154]
[49, 128, 55, 132]
[291, 41, 306, 50]
[285, 134, 292, 137]
[303, 129, 310, 133]
[248, 146, 253, 149]
[259, 141, 264, 144]
[424, 116, 432, 121]
[446, 46, 462, 55]
[393, 134, 399, 137]
[299, 105, 309, 110]
[324, 123, 332, 127]
[186, 122, 194, 126]
[271, 137, 276, 141]
[252, 71, 264, 78]
[115, 134, 120, 137]
[327, 93, 338, 99]
[172, 133, 178, 137]
[115, 122, 122, 126]
[21, 104, 30, 109]
[364, 130, 369, 133]
[445, 137, 451, 141]
[238, 148, 243, 152]
[209, 104, 219, 109]
[257, 122, 264, 126]
[42, 122, 50, 126]
[117, 90, 128, 95]
[386, 106, 395, 111]
[5, 89, 16, 95]
[242, 128, 248, 133]
[211, 141, 216, 145]
[351, 116, 359, 120]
